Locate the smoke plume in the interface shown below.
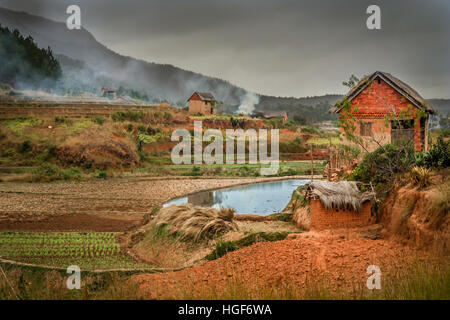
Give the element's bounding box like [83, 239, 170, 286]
[237, 91, 260, 115]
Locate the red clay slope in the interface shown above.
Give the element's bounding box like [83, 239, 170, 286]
[132, 234, 429, 299]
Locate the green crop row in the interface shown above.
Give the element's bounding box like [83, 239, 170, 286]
[0, 232, 151, 270]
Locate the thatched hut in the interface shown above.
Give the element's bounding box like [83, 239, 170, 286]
[306, 181, 375, 230]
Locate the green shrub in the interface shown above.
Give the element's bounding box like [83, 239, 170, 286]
[62, 167, 82, 181]
[19, 140, 32, 154]
[416, 136, 449, 168]
[301, 125, 320, 135]
[111, 111, 144, 122]
[279, 137, 306, 154]
[31, 164, 62, 181]
[54, 116, 71, 124]
[93, 117, 105, 125]
[97, 170, 107, 179]
[349, 143, 416, 187]
[182, 166, 203, 176]
[207, 241, 238, 260]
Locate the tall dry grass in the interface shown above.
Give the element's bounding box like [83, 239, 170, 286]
[55, 128, 139, 169]
[152, 204, 238, 242]
[177, 259, 449, 300]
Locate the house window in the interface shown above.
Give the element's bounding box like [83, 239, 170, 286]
[360, 122, 373, 137]
[391, 119, 415, 145]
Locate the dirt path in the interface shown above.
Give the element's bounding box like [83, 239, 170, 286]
[132, 233, 430, 299]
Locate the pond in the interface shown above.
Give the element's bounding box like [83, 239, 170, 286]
[163, 179, 309, 216]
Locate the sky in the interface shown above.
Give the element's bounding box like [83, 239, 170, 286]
[1, 0, 449, 98]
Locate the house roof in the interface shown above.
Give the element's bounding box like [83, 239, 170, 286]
[188, 92, 216, 102]
[329, 71, 435, 114]
[306, 181, 375, 212]
[261, 111, 287, 119]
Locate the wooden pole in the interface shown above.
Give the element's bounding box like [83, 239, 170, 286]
[310, 144, 314, 181]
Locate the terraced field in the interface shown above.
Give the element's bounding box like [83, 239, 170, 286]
[0, 232, 150, 270]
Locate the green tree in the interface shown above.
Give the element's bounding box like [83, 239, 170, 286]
[0, 24, 62, 88]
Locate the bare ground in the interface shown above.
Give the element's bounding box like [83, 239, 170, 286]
[131, 229, 438, 299]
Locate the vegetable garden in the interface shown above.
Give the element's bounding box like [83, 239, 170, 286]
[0, 232, 150, 270]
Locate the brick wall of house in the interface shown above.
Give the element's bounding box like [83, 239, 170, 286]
[309, 199, 373, 230]
[189, 100, 212, 114]
[188, 94, 213, 115]
[339, 78, 426, 151]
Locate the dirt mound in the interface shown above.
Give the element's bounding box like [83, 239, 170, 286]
[132, 236, 428, 299]
[55, 129, 139, 169]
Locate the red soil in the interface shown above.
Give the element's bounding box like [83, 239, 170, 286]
[0, 214, 138, 232]
[132, 232, 427, 299]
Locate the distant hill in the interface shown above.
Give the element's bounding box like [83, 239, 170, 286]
[0, 6, 448, 123]
[0, 7, 246, 105]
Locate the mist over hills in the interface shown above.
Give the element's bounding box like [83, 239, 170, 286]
[0, 6, 448, 121]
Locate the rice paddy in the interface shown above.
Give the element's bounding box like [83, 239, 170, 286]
[0, 232, 151, 270]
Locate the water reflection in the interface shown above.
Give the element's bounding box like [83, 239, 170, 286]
[164, 179, 309, 216]
[188, 191, 214, 206]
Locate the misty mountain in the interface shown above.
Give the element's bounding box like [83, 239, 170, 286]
[0, 6, 448, 122]
[0, 6, 247, 105]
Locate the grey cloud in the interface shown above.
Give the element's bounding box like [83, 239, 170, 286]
[0, 0, 449, 97]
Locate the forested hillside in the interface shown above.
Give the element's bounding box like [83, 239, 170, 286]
[0, 24, 61, 88]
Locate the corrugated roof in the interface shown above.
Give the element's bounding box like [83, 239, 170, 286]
[329, 71, 435, 114]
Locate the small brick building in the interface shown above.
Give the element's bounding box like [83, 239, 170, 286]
[307, 181, 375, 231]
[330, 71, 435, 152]
[188, 92, 216, 115]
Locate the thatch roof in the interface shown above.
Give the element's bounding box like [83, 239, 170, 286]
[307, 181, 375, 212]
[188, 92, 216, 102]
[329, 71, 435, 114]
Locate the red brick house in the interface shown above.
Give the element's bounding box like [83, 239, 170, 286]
[330, 71, 435, 152]
[188, 92, 216, 115]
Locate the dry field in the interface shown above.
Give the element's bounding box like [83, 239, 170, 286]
[0, 176, 301, 231]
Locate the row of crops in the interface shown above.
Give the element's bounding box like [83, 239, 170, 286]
[0, 232, 151, 270]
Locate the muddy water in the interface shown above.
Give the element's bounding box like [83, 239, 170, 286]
[163, 179, 309, 215]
